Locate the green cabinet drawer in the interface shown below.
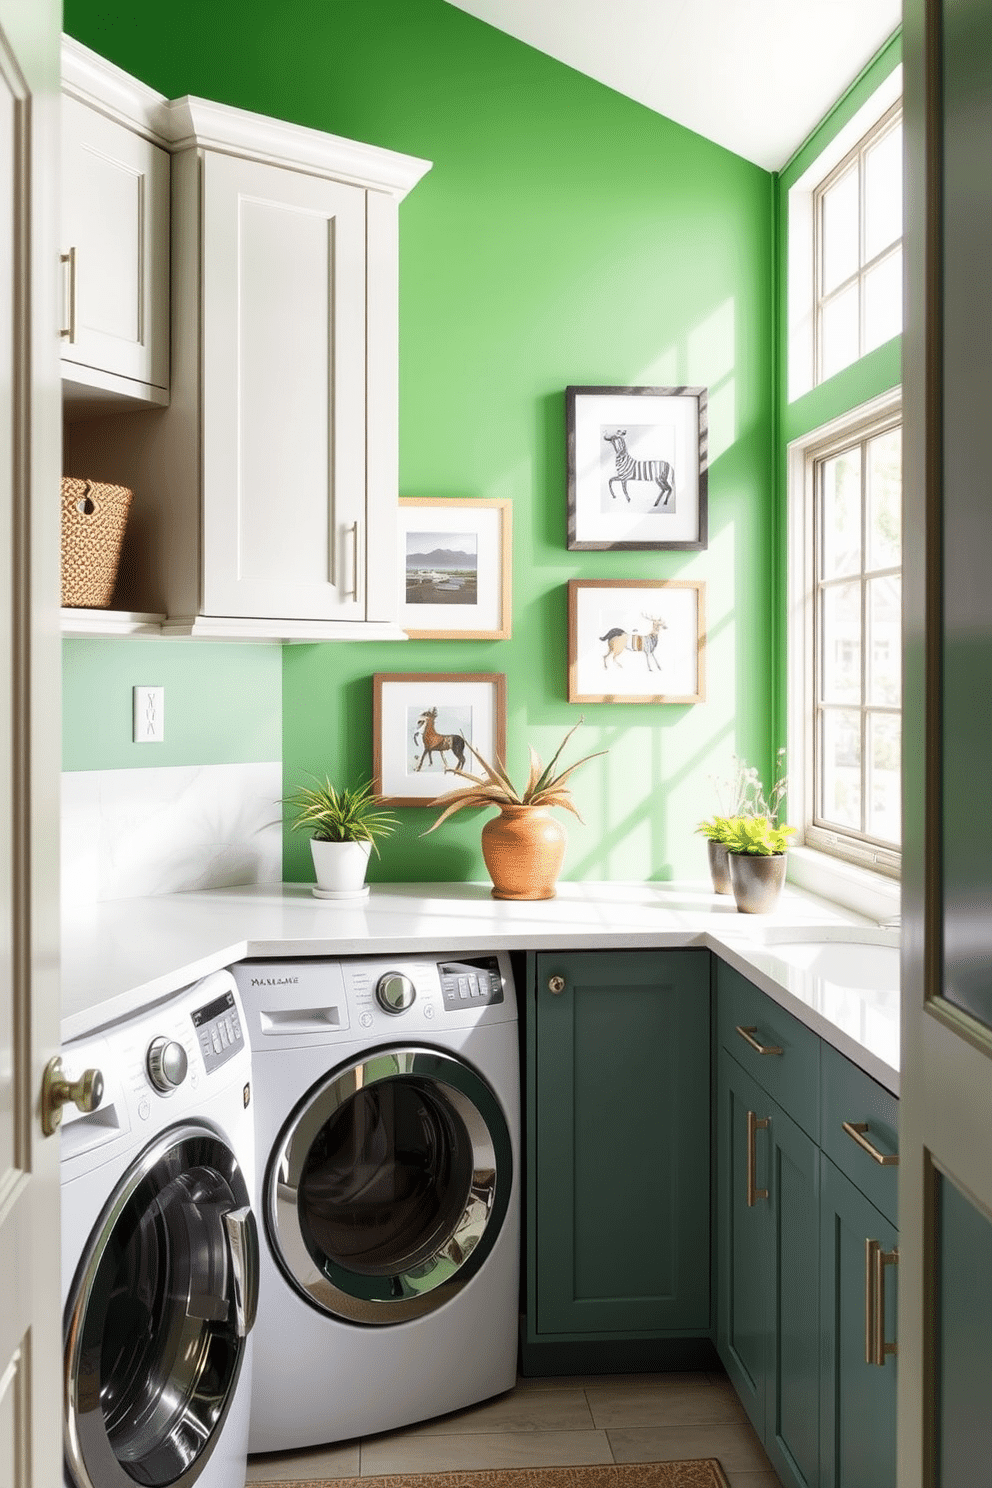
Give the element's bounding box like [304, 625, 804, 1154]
[716, 961, 820, 1141]
[820, 1042, 898, 1227]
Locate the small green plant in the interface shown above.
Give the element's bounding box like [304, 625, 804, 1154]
[696, 814, 746, 844]
[423, 719, 607, 833]
[286, 778, 397, 854]
[722, 815, 796, 857]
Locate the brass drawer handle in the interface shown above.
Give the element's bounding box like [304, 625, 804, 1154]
[746, 1109, 769, 1207]
[736, 1024, 784, 1057]
[843, 1120, 899, 1166]
[865, 1239, 899, 1365]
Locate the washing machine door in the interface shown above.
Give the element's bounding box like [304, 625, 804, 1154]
[64, 1123, 259, 1488]
[267, 1047, 513, 1324]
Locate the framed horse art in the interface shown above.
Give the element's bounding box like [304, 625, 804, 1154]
[373, 672, 507, 806]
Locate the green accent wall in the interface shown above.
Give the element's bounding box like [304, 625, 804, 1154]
[62, 640, 282, 771]
[63, 0, 777, 883]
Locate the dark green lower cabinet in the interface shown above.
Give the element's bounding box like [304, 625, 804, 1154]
[716, 1047, 820, 1488]
[819, 1158, 898, 1488]
[526, 949, 711, 1365]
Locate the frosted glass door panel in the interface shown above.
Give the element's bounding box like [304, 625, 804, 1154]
[201, 152, 366, 620]
[61, 96, 169, 389]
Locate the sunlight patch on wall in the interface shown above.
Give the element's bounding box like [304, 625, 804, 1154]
[688, 298, 736, 461]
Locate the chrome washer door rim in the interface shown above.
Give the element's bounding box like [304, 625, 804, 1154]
[267, 1047, 513, 1324]
[64, 1122, 255, 1488]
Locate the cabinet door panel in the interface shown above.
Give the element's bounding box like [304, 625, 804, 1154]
[767, 1104, 820, 1488]
[534, 950, 710, 1337]
[716, 1048, 770, 1436]
[819, 1158, 897, 1488]
[61, 96, 169, 390]
[201, 151, 366, 620]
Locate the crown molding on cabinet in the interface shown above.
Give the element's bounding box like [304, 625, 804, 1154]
[61, 34, 173, 145]
[164, 96, 432, 198]
[61, 36, 432, 198]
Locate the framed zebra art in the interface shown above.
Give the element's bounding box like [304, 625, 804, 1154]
[567, 579, 706, 704]
[566, 385, 708, 550]
[372, 671, 507, 806]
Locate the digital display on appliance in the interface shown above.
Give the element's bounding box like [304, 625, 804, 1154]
[438, 957, 503, 1008]
[192, 989, 236, 1026]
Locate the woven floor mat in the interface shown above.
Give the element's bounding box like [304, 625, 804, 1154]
[248, 1458, 730, 1488]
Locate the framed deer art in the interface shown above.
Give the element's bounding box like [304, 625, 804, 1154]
[566, 385, 708, 550]
[567, 579, 706, 704]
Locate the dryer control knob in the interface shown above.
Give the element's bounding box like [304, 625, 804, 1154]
[147, 1037, 188, 1093]
[376, 972, 417, 1015]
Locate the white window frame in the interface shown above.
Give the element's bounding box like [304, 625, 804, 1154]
[787, 65, 902, 403]
[813, 100, 903, 385]
[787, 388, 902, 920]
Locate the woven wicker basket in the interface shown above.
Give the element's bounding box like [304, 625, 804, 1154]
[61, 477, 133, 609]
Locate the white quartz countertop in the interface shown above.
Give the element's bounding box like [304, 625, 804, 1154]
[60, 880, 900, 1093]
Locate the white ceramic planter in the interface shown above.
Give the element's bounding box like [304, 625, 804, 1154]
[309, 838, 372, 899]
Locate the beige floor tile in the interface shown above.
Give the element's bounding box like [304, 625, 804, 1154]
[245, 1438, 360, 1482]
[607, 1421, 774, 1473]
[408, 1384, 595, 1435]
[359, 1427, 615, 1475]
[586, 1376, 747, 1428]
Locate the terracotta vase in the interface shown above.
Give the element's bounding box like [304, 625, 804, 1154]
[480, 805, 567, 900]
[707, 839, 732, 895]
[728, 851, 788, 914]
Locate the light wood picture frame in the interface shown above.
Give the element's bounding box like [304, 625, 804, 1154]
[397, 497, 512, 638]
[566, 385, 709, 551]
[567, 579, 706, 704]
[373, 672, 507, 806]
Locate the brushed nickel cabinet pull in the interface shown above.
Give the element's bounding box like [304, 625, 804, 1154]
[736, 1024, 784, 1057]
[746, 1109, 769, 1207]
[843, 1120, 899, 1166]
[60, 247, 77, 342]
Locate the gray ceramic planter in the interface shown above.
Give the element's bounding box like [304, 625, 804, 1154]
[728, 851, 787, 913]
[707, 839, 733, 895]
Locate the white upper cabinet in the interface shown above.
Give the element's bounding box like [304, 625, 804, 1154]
[60, 39, 170, 409]
[199, 152, 367, 623]
[61, 42, 431, 640]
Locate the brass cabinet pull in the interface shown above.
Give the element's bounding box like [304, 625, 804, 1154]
[746, 1109, 769, 1207]
[865, 1238, 899, 1365]
[843, 1120, 899, 1166]
[736, 1024, 784, 1057]
[547, 975, 566, 995]
[59, 247, 77, 342]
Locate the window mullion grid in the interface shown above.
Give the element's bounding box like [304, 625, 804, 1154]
[860, 435, 869, 834]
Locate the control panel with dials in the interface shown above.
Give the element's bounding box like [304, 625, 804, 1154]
[191, 987, 245, 1073]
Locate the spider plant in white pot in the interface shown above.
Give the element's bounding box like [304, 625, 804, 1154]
[286, 778, 397, 900]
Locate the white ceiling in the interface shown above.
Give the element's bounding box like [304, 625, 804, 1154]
[443, 0, 901, 171]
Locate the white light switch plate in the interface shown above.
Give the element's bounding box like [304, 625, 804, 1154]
[133, 685, 165, 743]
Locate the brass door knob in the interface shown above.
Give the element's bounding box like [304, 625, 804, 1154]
[548, 975, 566, 995]
[41, 1056, 104, 1137]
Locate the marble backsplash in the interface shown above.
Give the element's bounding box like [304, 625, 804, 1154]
[62, 761, 283, 904]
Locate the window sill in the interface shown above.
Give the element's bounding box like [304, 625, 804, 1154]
[787, 844, 900, 923]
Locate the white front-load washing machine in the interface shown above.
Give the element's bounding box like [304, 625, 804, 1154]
[231, 951, 520, 1452]
[60, 970, 259, 1488]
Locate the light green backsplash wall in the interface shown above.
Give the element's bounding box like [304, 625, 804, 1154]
[62, 641, 282, 771]
[64, 0, 776, 882]
[772, 33, 903, 753]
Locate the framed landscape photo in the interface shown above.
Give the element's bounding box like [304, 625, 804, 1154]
[398, 498, 512, 639]
[373, 672, 507, 806]
[567, 579, 706, 704]
[566, 385, 708, 550]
